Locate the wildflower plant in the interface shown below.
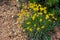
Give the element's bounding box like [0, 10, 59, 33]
[17, 1, 58, 40]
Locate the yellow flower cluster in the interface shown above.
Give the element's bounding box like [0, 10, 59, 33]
[28, 2, 39, 11]
[17, 2, 48, 22]
[48, 13, 57, 21]
[49, 13, 57, 20]
[17, 2, 58, 32]
[28, 2, 47, 13]
[17, 9, 30, 22]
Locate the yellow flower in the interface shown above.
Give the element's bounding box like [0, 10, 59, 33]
[32, 16, 35, 20]
[45, 14, 49, 19]
[52, 16, 55, 19]
[38, 4, 41, 7]
[29, 6, 34, 9]
[49, 13, 54, 16]
[21, 9, 24, 12]
[34, 24, 36, 27]
[51, 14, 54, 16]
[34, 3, 37, 7]
[26, 14, 29, 17]
[33, 7, 39, 11]
[52, 16, 57, 20]
[26, 27, 30, 29]
[44, 10, 47, 14]
[21, 9, 26, 14]
[17, 13, 23, 17]
[41, 25, 45, 29]
[43, 7, 47, 10]
[54, 18, 57, 20]
[25, 12, 29, 17]
[29, 3, 38, 11]
[17, 18, 22, 21]
[22, 4, 27, 9]
[24, 6, 27, 9]
[32, 13, 37, 20]
[40, 7, 44, 11]
[17, 13, 21, 16]
[28, 3, 34, 9]
[27, 22, 31, 24]
[37, 27, 40, 31]
[48, 19, 51, 22]
[40, 18, 42, 22]
[29, 28, 32, 32]
[39, 12, 43, 15]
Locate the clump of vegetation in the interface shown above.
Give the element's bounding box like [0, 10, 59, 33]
[17, 0, 60, 40]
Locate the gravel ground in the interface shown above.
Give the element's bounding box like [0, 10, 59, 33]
[0, 1, 27, 40]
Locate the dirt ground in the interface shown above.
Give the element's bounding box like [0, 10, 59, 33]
[0, 1, 27, 40]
